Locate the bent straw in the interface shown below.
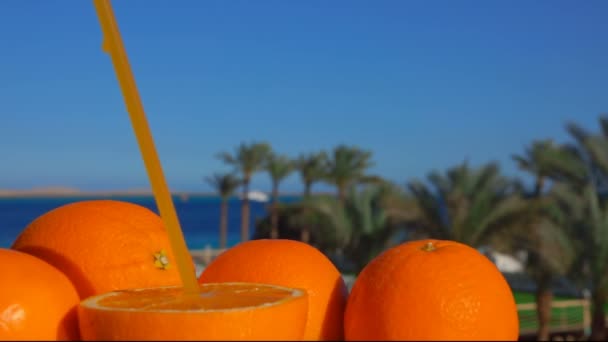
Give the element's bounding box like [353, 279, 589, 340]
[92, 0, 199, 294]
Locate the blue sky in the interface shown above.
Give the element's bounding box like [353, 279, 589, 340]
[0, 0, 607, 193]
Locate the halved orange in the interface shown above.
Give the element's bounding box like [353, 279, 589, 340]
[78, 282, 308, 341]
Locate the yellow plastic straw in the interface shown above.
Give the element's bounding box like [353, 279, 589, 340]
[93, 0, 199, 295]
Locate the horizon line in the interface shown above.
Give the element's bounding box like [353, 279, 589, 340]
[0, 186, 332, 198]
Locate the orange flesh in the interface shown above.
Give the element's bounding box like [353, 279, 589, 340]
[95, 283, 298, 311]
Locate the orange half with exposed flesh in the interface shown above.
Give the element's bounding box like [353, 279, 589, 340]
[78, 282, 308, 341]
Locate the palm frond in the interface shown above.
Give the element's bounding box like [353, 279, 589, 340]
[512, 154, 533, 172]
[358, 174, 386, 185]
[216, 152, 236, 165]
[266, 153, 295, 183]
[468, 195, 528, 246]
[427, 170, 449, 196]
[217, 142, 272, 180]
[535, 218, 576, 275]
[300, 195, 352, 246]
[407, 179, 447, 238]
[295, 151, 328, 194]
[566, 122, 591, 146]
[324, 145, 374, 187]
[204, 172, 241, 199]
[584, 136, 608, 177]
[543, 145, 588, 185]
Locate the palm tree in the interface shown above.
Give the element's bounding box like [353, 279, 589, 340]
[566, 117, 608, 190]
[295, 151, 328, 197]
[303, 185, 397, 273]
[548, 117, 608, 340]
[217, 142, 272, 242]
[513, 140, 564, 196]
[294, 151, 328, 243]
[530, 116, 608, 340]
[265, 153, 295, 239]
[373, 180, 423, 225]
[406, 161, 527, 246]
[512, 140, 577, 341]
[324, 145, 374, 204]
[205, 173, 241, 249]
[548, 182, 607, 341]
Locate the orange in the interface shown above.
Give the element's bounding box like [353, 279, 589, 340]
[198, 239, 348, 341]
[345, 239, 519, 341]
[11, 200, 191, 299]
[0, 248, 80, 340]
[78, 282, 308, 341]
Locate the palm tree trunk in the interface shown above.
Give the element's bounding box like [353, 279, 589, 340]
[300, 226, 311, 244]
[301, 182, 312, 243]
[338, 183, 347, 204]
[535, 271, 553, 341]
[270, 182, 279, 239]
[533, 176, 551, 341]
[304, 182, 312, 197]
[241, 181, 250, 242]
[270, 207, 279, 239]
[353, 236, 371, 274]
[534, 176, 545, 197]
[219, 199, 228, 249]
[591, 290, 606, 341]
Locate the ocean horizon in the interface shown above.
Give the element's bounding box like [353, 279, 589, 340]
[0, 195, 300, 250]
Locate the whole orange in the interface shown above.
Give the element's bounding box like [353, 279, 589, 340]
[11, 200, 190, 299]
[345, 239, 519, 341]
[198, 239, 348, 341]
[0, 248, 80, 340]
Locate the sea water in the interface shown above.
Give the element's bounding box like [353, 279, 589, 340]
[0, 195, 299, 249]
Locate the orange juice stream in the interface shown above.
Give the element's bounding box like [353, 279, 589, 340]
[92, 0, 199, 295]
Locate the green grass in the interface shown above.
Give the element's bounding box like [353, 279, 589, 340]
[513, 291, 574, 304]
[513, 291, 587, 334]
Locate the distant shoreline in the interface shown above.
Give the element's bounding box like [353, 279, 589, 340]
[0, 187, 315, 199]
